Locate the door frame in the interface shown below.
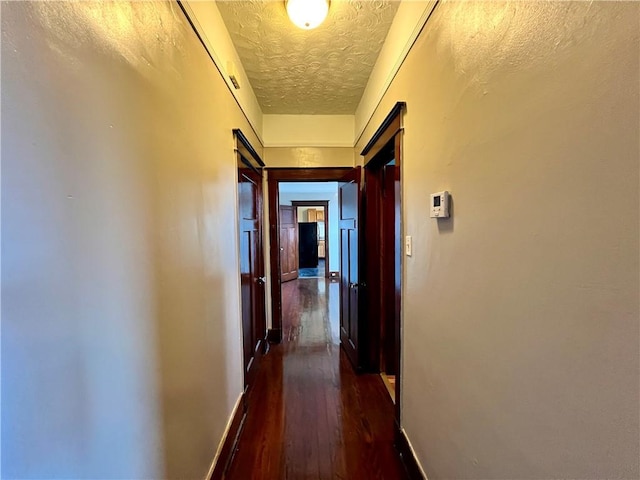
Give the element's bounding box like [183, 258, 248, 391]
[267, 168, 351, 343]
[291, 200, 330, 278]
[360, 102, 405, 425]
[234, 129, 266, 392]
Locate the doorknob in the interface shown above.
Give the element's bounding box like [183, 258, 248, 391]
[256, 276, 266, 285]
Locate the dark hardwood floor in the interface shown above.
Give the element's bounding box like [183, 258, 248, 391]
[225, 277, 408, 480]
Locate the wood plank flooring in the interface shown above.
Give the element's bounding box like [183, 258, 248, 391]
[225, 278, 408, 480]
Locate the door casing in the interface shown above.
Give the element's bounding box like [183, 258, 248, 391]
[234, 129, 267, 392]
[360, 102, 405, 425]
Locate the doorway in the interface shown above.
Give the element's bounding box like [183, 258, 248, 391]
[360, 102, 405, 418]
[291, 201, 330, 279]
[234, 130, 267, 393]
[364, 145, 400, 403]
[267, 170, 351, 343]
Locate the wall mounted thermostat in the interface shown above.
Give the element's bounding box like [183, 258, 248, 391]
[430, 191, 450, 218]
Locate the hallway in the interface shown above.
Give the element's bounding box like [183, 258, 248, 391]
[226, 278, 408, 479]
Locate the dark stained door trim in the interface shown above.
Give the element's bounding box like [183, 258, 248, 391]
[360, 104, 405, 426]
[233, 128, 265, 168]
[360, 102, 406, 159]
[235, 130, 266, 393]
[267, 168, 351, 343]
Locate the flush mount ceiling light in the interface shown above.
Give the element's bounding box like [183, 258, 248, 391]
[286, 0, 329, 30]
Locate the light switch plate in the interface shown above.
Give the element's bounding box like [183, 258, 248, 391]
[405, 236, 412, 256]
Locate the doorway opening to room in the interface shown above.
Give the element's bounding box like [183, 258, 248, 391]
[267, 100, 405, 422]
[291, 200, 330, 279]
[267, 169, 350, 343]
[360, 102, 405, 413]
[275, 183, 340, 343]
[234, 130, 266, 395]
[364, 144, 400, 403]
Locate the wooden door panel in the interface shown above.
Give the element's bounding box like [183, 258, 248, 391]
[240, 229, 253, 372]
[382, 164, 398, 375]
[238, 168, 265, 390]
[280, 205, 298, 282]
[339, 168, 362, 371]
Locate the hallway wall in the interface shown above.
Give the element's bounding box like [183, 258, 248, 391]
[2, 1, 256, 477]
[264, 146, 354, 168]
[356, 1, 639, 478]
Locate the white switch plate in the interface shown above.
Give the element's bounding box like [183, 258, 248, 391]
[405, 236, 412, 256]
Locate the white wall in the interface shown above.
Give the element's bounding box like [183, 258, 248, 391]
[357, 1, 639, 478]
[2, 1, 253, 477]
[279, 183, 340, 273]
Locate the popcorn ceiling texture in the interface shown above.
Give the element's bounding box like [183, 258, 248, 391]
[216, 0, 399, 114]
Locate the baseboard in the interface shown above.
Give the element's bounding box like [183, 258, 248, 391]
[206, 393, 246, 480]
[395, 423, 428, 480]
[267, 328, 282, 344]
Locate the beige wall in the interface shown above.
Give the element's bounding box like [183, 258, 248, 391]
[182, 1, 263, 139]
[356, 1, 640, 478]
[263, 115, 354, 147]
[264, 147, 354, 168]
[354, 0, 437, 141]
[1, 1, 257, 477]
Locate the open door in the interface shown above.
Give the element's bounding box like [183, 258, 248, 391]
[235, 128, 267, 392]
[339, 167, 363, 371]
[238, 167, 266, 390]
[279, 205, 298, 282]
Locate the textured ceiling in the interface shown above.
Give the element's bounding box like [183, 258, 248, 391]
[216, 0, 399, 114]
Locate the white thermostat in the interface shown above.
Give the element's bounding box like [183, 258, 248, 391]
[430, 191, 450, 218]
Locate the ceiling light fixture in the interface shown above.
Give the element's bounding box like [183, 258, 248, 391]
[286, 0, 329, 30]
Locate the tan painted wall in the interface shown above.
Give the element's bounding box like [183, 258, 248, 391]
[183, 1, 264, 140]
[263, 115, 354, 147]
[356, 1, 639, 478]
[264, 147, 354, 168]
[1, 2, 257, 477]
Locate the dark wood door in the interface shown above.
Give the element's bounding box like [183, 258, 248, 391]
[238, 168, 266, 390]
[339, 167, 362, 371]
[279, 206, 298, 282]
[381, 162, 399, 375]
[298, 222, 318, 268]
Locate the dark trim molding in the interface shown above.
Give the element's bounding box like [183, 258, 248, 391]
[210, 394, 247, 480]
[233, 129, 265, 168]
[267, 328, 282, 343]
[267, 167, 351, 182]
[360, 101, 406, 156]
[361, 107, 405, 424]
[395, 423, 425, 480]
